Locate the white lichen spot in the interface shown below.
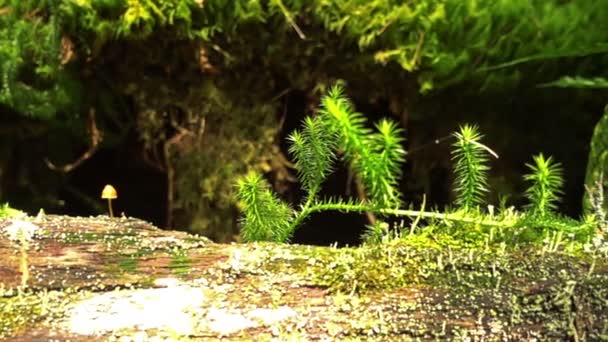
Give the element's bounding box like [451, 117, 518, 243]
[2, 219, 40, 242]
[229, 248, 242, 272]
[205, 308, 257, 334]
[203, 306, 298, 335]
[153, 277, 181, 288]
[64, 285, 205, 336]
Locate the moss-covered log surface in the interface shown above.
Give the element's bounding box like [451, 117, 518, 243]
[1, 215, 607, 341]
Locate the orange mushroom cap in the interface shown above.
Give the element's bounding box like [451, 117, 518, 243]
[101, 184, 117, 199]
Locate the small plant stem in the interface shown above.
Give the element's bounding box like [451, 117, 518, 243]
[288, 202, 515, 233]
[19, 232, 29, 289]
[410, 194, 426, 235]
[588, 256, 596, 277]
[381, 208, 508, 226]
[354, 175, 376, 226]
[303, 187, 318, 209]
[272, 0, 306, 39]
[107, 199, 114, 218]
[294, 188, 320, 231]
[288, 206, 315, 234]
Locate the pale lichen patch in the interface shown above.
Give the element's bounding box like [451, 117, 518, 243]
[63, 285, 206, 336]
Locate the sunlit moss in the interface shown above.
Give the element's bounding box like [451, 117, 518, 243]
[0, 290, 71, 339]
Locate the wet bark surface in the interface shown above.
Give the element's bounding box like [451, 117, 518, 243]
[1, 214, 607, 341]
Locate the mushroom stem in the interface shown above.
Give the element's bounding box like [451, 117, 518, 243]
[107, 199, 114, 218]
[101, 184, 118, 218]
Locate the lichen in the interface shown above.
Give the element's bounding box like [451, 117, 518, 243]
[2, 215, 606, 340]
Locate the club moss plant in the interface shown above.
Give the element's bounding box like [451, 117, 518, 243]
[0, 203, 26, 219]
[236, 85, 597, 245]
[524, 154, 564, 217]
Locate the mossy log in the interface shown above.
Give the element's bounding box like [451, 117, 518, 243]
[1, 215, 607, 341]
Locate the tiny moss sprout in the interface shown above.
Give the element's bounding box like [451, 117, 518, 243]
[2, 219, 39, 291]
[524, 154, 564, 216]
[0, 203, 26, 219]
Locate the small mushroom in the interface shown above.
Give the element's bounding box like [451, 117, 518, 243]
[101, 184, 117, 218]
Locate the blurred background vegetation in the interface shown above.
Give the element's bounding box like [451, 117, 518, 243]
[0, 0, 606, 243]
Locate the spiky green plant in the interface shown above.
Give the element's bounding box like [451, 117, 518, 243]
[524, 154, 564, 216]
[237, 85, 406, 242]
[367, 119, 407, 207]
[235, 173, 293, 242]
[0, 203, 25, 219]
[319, 86, 406, 207]
[287, 116, 337, 206]
[238, 86, 575, 245]
[451, 125, 495, 211]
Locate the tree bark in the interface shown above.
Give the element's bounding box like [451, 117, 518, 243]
[1, 214, 606, 341]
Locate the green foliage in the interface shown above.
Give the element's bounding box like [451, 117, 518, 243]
[0, 1, 74, 118]
[451, 125, 492, 211]
[0, 0, 205, 119]
[584, 105, 608, 215]
[3, 0, 605, 121]
[524, 154, 564, 216]
[162, 81, 284, 242]
[57, 0, 203, 39]
[1, 0, 603, 246]
[538, 76, 608, 89]
[0, 203, 25, 218]
[319, 85, 406, 207]
[237, 85, 406, 242]
[288, 116, 337, 203]
[237, 86, 594, 246]
[360, 221, 390, 245]
[236, 173, 293, 243]
[311, 0, 608, 92]
[88, 0, 606, 93]
[369, 119, 407, 206]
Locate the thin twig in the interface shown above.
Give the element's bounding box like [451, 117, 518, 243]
[354, 175, 376, 226]
[46, 109, 102, 173]
[273, 0, 306, 39]
[411, 30, 426, 68]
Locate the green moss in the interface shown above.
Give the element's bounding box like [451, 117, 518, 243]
[218, 233, 604, 338]
[291, 239, 607, 339]
[0, 296, 41, 338]
[117, 256, 139, 273]
[168, 252, 192, 277]
[0, 289, 70, 339]
[3, 233, 604, 340]
[56, 231, 101, 244]
[0, 203, 25, 218]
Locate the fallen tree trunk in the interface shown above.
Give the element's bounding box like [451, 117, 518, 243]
[1, 214, 607, 341]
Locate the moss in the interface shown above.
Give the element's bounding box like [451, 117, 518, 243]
[2, 215, 606, 340]
[117, 256, 139, 273]
[222, 236, 607, 339]
[0, 295, 42, 338]
[0, 289, 72, 339]
[54, 231, 102, 244]
[0, 203, 26, 218]
[168, 252, 192, 277]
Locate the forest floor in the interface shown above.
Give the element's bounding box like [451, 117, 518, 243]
[1, 214, 607, 341]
